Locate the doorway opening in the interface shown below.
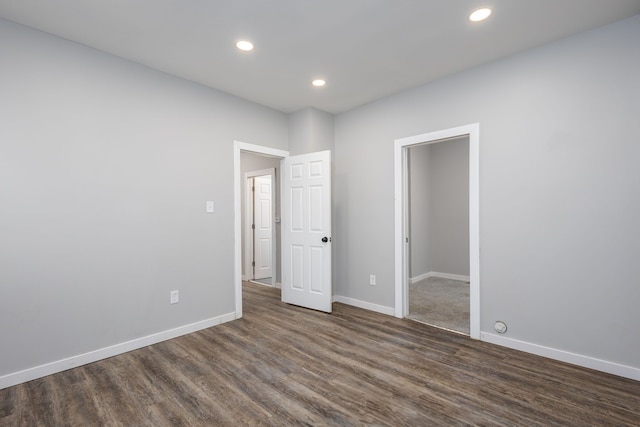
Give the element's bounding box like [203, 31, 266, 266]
[244, 168, 276, 287]
[235, 142, 333, 317]
[406, 136, 470, 334]
[234, 141, 289, 319]
[394, 124, 480, 339]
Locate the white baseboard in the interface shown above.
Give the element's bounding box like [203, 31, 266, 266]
[0, 312, 237, 390]
[249, 280, 281, 289]
[333, 295, 395, 316]
[481, 332, 640, 381]
[410, 271, 470, 284]
[409, 272, 430, 284]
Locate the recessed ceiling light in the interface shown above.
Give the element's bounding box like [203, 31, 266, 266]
[312, 79, 326, 87]
[236, 40, 254, 51]
[469, 8, 492, 22]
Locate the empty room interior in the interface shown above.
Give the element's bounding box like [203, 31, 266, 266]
[1, 1, 640, 425]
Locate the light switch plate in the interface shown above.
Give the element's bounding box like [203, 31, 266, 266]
[206, 201, 214, 213]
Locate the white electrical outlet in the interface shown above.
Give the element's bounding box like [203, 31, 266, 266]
[170, 290, 179, 304]
[369, 275, 376, 286]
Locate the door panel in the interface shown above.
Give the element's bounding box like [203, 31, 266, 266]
[291, 245, 304, 290]
[310, 246, 324, 293]
[291, 187, 303, 231]
[281, 150, 332, 312]
[254, 175, 272, 279]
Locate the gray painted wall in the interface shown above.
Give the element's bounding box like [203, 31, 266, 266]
[409, 137, 469, 277]
[334, 15, 640, 368]
[288, 107, 335, 156]
[408, 146, 431, 278]
[240, 153, 282, 283]
[0, 19, 288, 377]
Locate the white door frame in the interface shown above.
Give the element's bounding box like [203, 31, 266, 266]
[244, 168, 276, 283]
[394, 124, 480, 339]
[234, 141, 289, 319]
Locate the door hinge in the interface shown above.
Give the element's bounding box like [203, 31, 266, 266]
[252, 186, 255, 192]
[406, 237, 409, 243]
[252, 261, 255, 267]
[252, 224, 255, 229]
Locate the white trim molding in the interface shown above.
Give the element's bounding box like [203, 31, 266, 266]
[410, 271, 471, 284]
[333, 295, 395, 317]
[0, 312, 236, 390]
[394, 123, 480, 339]
[481, 332, 640, 381]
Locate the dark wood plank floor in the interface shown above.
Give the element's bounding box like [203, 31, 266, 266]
[1, 282, 639, 426]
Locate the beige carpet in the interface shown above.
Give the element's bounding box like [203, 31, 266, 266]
[408, 276, 470, 335]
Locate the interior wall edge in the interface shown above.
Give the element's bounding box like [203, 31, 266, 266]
[481, 332, 640, 381]
[335, 297, 639, 382]
[333, 295, 395, 317]
[410, 271, 471, 284]
[0, 311, 237, 391]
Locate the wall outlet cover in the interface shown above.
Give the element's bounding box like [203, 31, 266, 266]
[170, 290, 179, 304]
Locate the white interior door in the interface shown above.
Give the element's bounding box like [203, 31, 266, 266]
[281, 150, 332, 312]
[253, 175, 273, 279]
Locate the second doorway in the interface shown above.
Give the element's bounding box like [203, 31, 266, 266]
[242, 152, 280, 287]
[407, 136, 470, 334]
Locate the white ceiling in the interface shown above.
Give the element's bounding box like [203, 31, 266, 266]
[1, 1, 639, 114]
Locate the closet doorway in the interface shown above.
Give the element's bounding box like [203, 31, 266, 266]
[394, 124, 480, 339]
